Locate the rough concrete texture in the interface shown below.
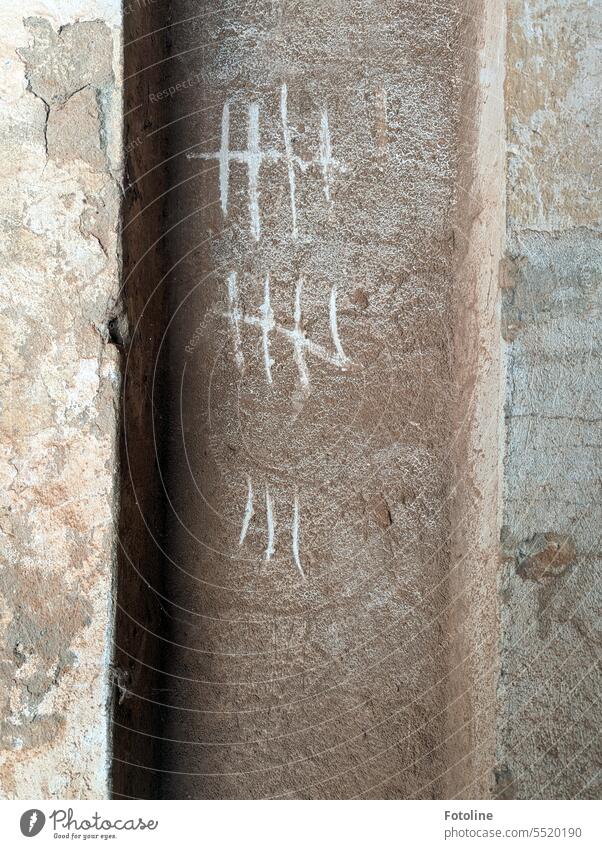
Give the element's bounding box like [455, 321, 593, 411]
[499, 0, 602, 798]
[146, 0, 503, 799]
[0, 2, 122, 797]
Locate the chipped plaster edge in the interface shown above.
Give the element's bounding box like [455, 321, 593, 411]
[0, 1, 123, 799]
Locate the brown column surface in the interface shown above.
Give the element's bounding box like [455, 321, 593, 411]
[157, 0, 481, 799]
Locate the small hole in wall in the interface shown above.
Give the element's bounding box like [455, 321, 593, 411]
[107, 316, 124, 348]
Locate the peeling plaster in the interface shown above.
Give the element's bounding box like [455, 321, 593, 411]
[500, 1, 602, 797]
[0, 2, 122, 799]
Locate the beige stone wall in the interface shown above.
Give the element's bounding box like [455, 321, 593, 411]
[498, 0, 602, 799]
[0, 2, 122, 798]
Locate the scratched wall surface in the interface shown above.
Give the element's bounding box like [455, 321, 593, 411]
[1, 0, 597, 805]
[498, 0, 602, 799]
[0, 2, 122, 797]
[157, 0, 467, 799]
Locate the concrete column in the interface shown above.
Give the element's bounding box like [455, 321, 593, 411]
[498, 0, 602, 799]
[157, 0, 503, 799]
[0, 3, 123, 798]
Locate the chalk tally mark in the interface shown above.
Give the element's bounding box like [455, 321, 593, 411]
[239, 480, 306, 579]
[188, 84, 344, 240]
[224, 273, 352, 387]
[239, 476, 255, 545]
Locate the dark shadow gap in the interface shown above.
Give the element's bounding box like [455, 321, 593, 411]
[112, 1, 172, 800]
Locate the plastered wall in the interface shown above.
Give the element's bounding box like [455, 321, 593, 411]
[498, 0, 602, 800]
[0, 1, 123, 798]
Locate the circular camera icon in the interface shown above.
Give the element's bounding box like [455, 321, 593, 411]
[20, 810, 45, 837]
